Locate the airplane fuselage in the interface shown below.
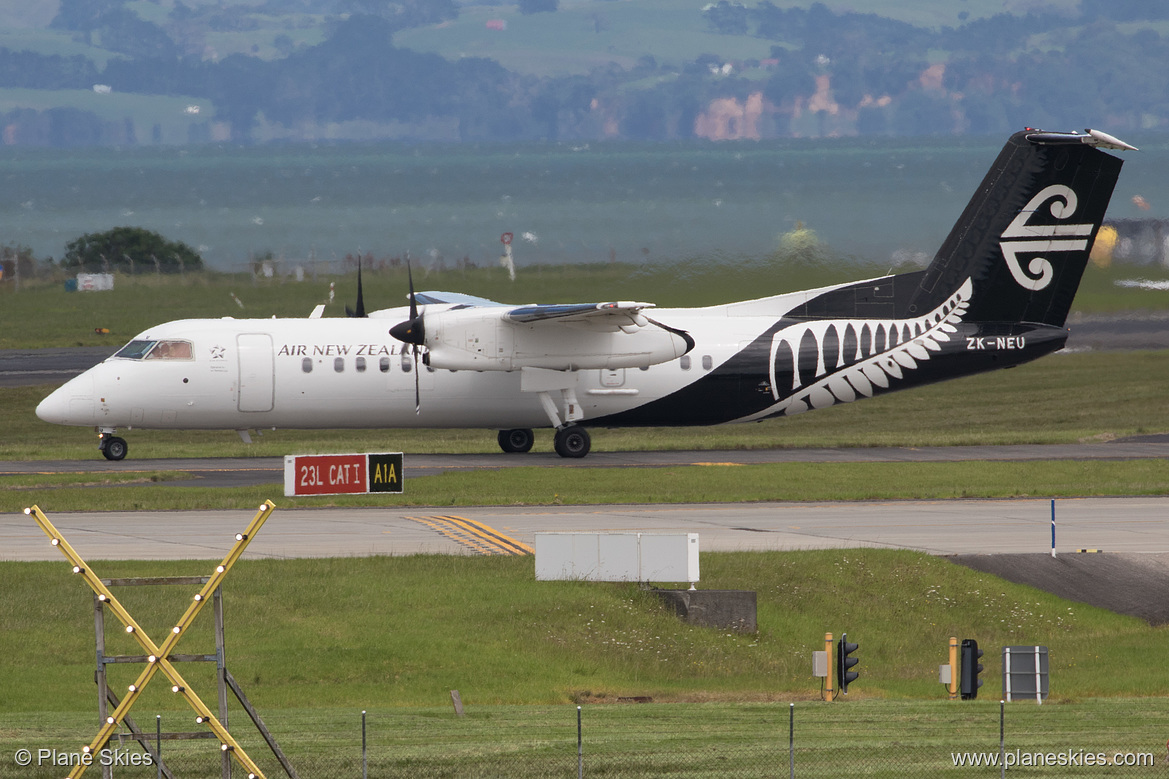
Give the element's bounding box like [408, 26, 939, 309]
[37, 288, 1067, 435]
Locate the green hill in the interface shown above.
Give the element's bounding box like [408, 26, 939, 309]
[0, 0, 1166, 145]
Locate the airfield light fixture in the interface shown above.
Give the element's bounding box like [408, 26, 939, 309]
[836, 633, 859, 694]
[960, 639, 984, 699]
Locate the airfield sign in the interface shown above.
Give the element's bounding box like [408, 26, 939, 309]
[284, 452, 403, 496]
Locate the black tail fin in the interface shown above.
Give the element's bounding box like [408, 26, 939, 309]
[907, 128, 1132, 327]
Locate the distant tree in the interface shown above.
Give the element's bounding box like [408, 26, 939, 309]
[761, 56, 816, 107]
[62, 227, 202, 273]
[94, 9, 176, 58]
[50, 0, 125, 31]
[703, 1, 749, 35]
[46, 108, 105, 147]
[0, 49, 98, 90]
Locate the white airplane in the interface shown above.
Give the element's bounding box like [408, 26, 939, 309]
[37, 128, 1134, 461]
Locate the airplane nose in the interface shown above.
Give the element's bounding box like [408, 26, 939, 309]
[36, 373, 96, 426]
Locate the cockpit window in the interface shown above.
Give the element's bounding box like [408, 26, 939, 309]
[116, 339, 194, 361]
[144, 340, 194, 360]
[115, 340, 156, 360]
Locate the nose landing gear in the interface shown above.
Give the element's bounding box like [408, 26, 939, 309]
[99, 431, 128, 461]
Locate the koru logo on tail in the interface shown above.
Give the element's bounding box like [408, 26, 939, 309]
[1000, 185, 1093, 291]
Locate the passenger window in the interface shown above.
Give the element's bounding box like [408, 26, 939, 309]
[334, 357, 344, 373]
[356, 357, 366, 373]
[680, 355, 691, 370]
[402, 354, 413, 373]
[302, 358, 312, 373]
[702, 355, 713, 370]
[379, 357, 390, 373]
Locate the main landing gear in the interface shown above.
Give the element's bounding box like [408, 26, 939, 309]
[495, 425, 592, 458]
[497, 428, 535, 453]
[553, 425, 591, 459]
[99, 431, 128, 461]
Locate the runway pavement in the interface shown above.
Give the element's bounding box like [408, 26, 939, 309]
[5, 497, 1167, 562]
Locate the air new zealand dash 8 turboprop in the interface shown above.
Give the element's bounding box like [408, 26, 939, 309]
[37, 128, 1134, 460]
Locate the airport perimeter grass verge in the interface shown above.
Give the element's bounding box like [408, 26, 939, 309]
[2, 698, 1165, 777]
[5, 458, 1169, 512]
[4, 549, 1167, 714]
[4, 549, 1169, 774]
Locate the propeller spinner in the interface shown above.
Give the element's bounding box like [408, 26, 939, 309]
[388, 262, 425, 345]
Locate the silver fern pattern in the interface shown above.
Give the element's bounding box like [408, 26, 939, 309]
[754, 277, 974, 419]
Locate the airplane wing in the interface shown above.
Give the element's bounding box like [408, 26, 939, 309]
[505, 301, 654, 332]
[413, 291, 508, 307]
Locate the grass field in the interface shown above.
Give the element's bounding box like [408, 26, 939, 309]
[4, 549, 1166, 710]
[3, 550, 1169, 776]
[7, 459, 1169, 513]
[3, 698, 1164, 777]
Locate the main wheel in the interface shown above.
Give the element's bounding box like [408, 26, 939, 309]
[497, 428, 535, 453]
[101, 435, 128, 461]
[553, 426, 591, 459]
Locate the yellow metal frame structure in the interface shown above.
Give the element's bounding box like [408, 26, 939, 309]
[824, 632, 834, 699]
[948, 636, 959, 700]
[26, 501, 276, 779]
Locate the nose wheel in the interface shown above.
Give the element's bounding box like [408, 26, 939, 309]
[100, 434, 128, 461]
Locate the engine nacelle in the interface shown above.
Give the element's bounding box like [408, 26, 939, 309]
[423, 309, 691, 371]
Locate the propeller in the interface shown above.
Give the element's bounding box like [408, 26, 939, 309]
[388, 262, 424, 413]
[345, 262, 367, 318]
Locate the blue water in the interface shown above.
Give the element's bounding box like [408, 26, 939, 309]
[0, 135, 1161, 271]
